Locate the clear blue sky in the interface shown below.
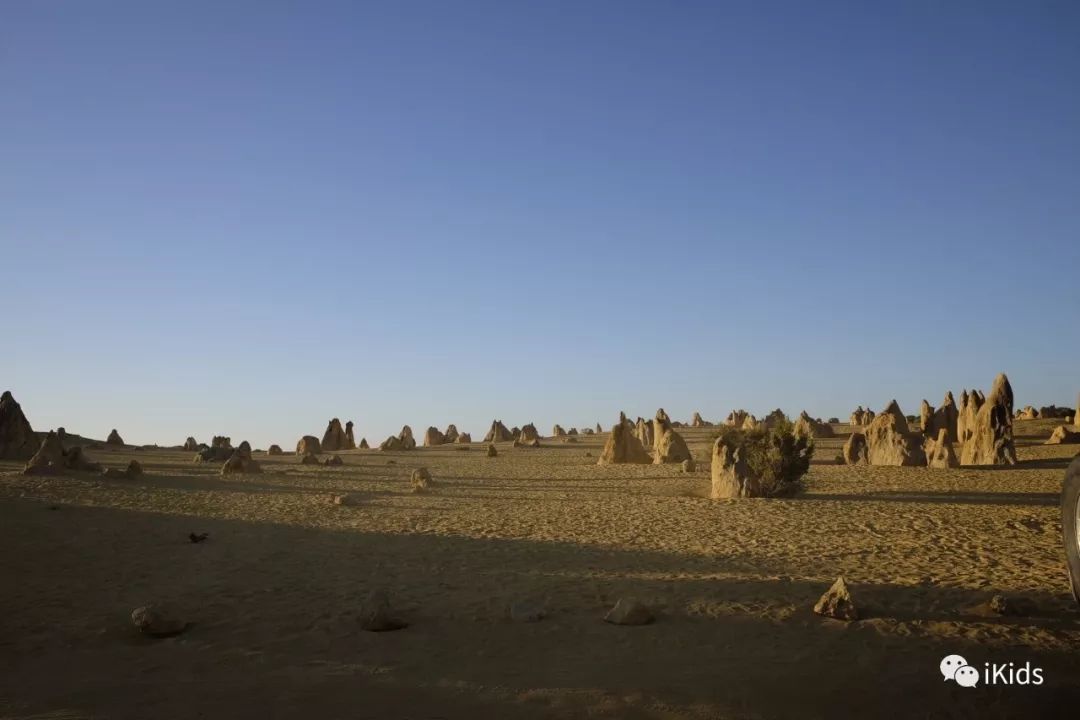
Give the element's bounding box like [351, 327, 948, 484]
[3, 1, 1078, 448]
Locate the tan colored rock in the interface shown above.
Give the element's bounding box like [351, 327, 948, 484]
[183, 437, 199, 452]
[603, 598, 653, 626]
[740, 415, 760, 431]
[344, 421, 356, 450]
[455, 432, 472, 444]
[411, 467, 432, 491]
[919, 400, 934, 433]
[652, 409, 690, 464]
[296, 435, 321, 455]
[102, 459, 144, 480]
[267, 444, 283, 456]
[595, 423, 603, 434]
[635, 416, 654, 450]
[925, 428, 959, 469]
[379, 435, 404, 451]
[794, 411, 834, 439]
[726, 410, 750, 427]
[597, 419, 652, 465]
[106, 429, 125, 446]
[323, 454, 343, 466]
[691, 412, 707, 428]
[486, 444, 498, 457]
[423, 426, 446, 447]
[813, 576, 858, 621]
[444, 424, 459, 443]
[842, 432, 868, 465]
[960, 374, 1016, 466]
[321, 418, 347, 452]
[864, 403, 926, 466]
[300, 452, 320, 465]
[484, 420, 513, 443]
[359, 437, 369, 449]
[514, 423, 541, 448]
[957, 389, 985, 445]
[929, 391, 959, 444]
[1016, 406, 1038, 420]
[24, 431, 102, 475]
[552, 424, 566, 437]
[398, 425, 416, 450]
[1046, 426, 1080, 445]
[222, 441, 261, 475]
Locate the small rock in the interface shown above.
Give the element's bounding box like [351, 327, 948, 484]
[813, 576, 858, 621]
[603, 598, 653, 626]
[300, 452, 320, 465]
[509, 601, 546, 623]
[323, 454, 343, 466]
[131, 604, 187, 638]
[681, 458, 695, 473]
[360, 591, 407, 632]
[989, 594, 1037, 616]
[486, 444, 498, 458]
[332, 493, 362, 506]
[411, 467, 432, 491]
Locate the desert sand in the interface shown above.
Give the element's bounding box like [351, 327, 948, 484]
[3, 419, 1080, 719]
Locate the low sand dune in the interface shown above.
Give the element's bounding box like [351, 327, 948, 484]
[2, 420, 1079, 718]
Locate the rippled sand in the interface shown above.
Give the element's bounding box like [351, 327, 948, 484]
[2, 420, 1079, 718]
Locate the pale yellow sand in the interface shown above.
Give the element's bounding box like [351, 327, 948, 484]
[2, 420, 1079, 719]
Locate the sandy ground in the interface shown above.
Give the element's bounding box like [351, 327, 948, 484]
[2, 419, 1079, 719]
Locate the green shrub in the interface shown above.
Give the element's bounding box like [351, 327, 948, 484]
[711, 416, 814, 497]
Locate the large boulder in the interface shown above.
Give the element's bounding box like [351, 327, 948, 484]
[267, 444, 283, 455]
[296, 435, 321, 456]
[398, 425, 416, 450]
[455, 432, 472, 444]
[423, 426, 447, 447]
[183, 437, 199, 452]
[864, 402, 926, 466]
[597, 418, 651, 465]
[0, 390, 37, 460]
[924, 428, 959, 469]
[484, 420, 514, 443]
[813, 576, 858, 621]
[321, 418, 348, 452]
[444, 424, 460, 444]
[960, 373, 1017, 466]
[24, 431, 101, 475]
[552, 424, 566, 437]
[344, 421, 357, 450]
[652, 409, 691, 464]
[691, 412, 707, 428]
[919, 400, 934, 433]
[359, 437, 370, 449]
[106, 429, 125, 446]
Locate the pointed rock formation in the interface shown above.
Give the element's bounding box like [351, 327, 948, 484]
[183, 437, 199, 452]
[398, 425, 416, 450]
[864, 402, 926, 466]
[106, 429, 125, 446]
[552, 424, 566, 437]
[514, 423, 541, 448]
[691, 412, 707, 428]
[794, 411, 835, 439]
[652, 409, 690, 464]
[597, 418, 652, 465]
[595, 422, 603, 434]
[1016, 406, 1038, 420]
[930, 392, 959, 444]
[634, 417, 654, 450]
[958, 389, 985, 445]
[0, 391, 38, 460]
[444, 424, 459, 444]
[24, 431, 101, 475]
[486, 443, 498, 457]
[321, 418, 348, 452]
[925, 428, 959, 469]
[379, 435, 404, 451]
[344, 421, 356, 450]
[455, 432, 472, 444]
[726, 410, 750, 427]
[359, 437, 369, 449]
[484, 420, 513, 443]
[296, 435, 322, 456]
[919, 400, 934, 434]
[960, 374, 1016, 466]
[813, 576, 858, 621]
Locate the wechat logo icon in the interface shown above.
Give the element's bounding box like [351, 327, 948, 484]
[941, 655, 978, 688]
